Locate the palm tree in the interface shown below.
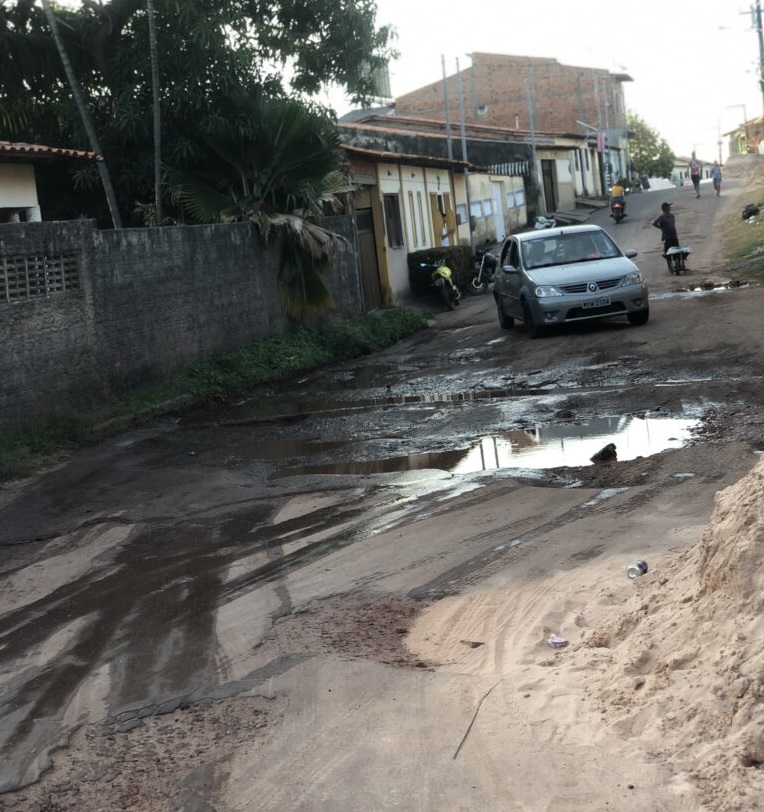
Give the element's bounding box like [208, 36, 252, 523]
[39, 0, 123, 229]
[167, 93, 353, 320]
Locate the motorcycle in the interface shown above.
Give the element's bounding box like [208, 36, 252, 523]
[421, 260, 461, 310]
[610, 201, 626, 224]
[467, 248, 498, 295]
[534, 215, 556, 230]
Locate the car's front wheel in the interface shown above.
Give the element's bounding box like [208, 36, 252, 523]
[523, 302, 543, 338]
[496, 296, 514, 329]
[628, 309, 649, 326]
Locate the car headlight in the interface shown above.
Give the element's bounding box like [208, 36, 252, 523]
[534, 285, 563, 297]
[622, 271, 643, 286]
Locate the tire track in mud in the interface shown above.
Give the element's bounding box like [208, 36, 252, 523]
[408, 487, 638, 599]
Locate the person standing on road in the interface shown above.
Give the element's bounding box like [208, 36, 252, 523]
[652, 202, 680, 273]
[711, 161, 722, 196]
[689, 153, 702, 198]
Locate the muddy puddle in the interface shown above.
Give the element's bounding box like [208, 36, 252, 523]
[652, 281, 753, 300]
[269, 414, 699, 479]
[186, 385, 558, 425]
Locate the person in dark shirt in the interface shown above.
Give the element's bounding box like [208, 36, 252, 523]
[652, 202, 679, 273]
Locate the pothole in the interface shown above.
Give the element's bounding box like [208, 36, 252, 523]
[270, 414, 700, 478]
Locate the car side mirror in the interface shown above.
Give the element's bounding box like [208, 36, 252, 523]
[501, 264, 519, 273]
[624, 250, 638, 258]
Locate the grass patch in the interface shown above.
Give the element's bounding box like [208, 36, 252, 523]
[717, 180, 764, 283]
[0, 307, 429, 482]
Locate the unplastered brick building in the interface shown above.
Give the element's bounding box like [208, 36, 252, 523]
[394, 53, 631, 141]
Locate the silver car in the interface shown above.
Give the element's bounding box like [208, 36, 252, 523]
[494, 225, 649, 338]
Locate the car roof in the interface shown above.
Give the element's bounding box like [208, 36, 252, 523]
[513, 225, 604, 242]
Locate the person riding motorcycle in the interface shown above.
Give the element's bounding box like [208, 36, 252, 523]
[609, 180, 626, 218]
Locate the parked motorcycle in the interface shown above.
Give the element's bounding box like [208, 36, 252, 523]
[534, 215, 556, 230]
[467, 248, 498, 294]
[610, 201, 626, 224]
[421, 260, 461, 310]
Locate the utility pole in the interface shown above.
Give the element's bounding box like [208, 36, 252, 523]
[147, 0, 163, 226]
[593, 73, 607, 196]
[756, 1, 764, 123]
[441, 56, 453, 161]
[456, 58, 474, 252]
[525, 80, 542, 216]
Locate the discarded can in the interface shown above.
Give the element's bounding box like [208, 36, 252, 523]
[627, 560, 649, 579]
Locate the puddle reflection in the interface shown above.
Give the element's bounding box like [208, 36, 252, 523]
[270, 415, 699, 478]
[454, 415, 697, 470]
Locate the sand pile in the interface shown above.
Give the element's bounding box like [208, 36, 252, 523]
[578, 456, 764, 811]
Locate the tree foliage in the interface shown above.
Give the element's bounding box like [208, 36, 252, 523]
[627, 112, 675, 179]
[0, 0, 394, 222]
[165, 92, 354, 318]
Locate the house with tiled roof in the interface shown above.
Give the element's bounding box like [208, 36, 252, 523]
[0, 141, 98, 222]
[339, 140, 471, 308]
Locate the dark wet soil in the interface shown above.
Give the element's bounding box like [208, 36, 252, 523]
[4, 168, 764, 811]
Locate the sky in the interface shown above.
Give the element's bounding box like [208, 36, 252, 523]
[330, 0, 764, 163]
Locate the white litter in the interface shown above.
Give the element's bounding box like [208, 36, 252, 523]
[547, 634, 569, 649]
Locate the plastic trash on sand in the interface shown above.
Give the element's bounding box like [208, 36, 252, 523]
[547, 634, 569, 649]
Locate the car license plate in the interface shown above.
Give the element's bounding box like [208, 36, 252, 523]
[582, 297, 610, 309]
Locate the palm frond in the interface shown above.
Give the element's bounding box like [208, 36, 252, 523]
[165, 165, 242, 223]
[278, 234, 334, 320]
[267, 213, 346, 262]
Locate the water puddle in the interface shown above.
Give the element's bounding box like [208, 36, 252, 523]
[187, 386, 556, 425]
[295, 364, 408, 391]
[652, 281, 752, 300]
[270, 414, 699, 478]
[192, 437, 350, 462]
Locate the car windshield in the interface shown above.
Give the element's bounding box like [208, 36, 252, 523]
[522, 232, 621, 270]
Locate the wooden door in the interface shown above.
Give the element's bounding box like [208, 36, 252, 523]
[355, 207, 382, 312]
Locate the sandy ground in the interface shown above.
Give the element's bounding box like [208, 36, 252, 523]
[3, 156, 764, 811]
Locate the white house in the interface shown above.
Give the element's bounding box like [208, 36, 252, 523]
[0, 141, 98, 222]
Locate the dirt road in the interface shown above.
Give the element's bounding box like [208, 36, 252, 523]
[2, 157, 764, 811]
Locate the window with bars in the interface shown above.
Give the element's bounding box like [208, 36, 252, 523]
[0, 253, 79, 303]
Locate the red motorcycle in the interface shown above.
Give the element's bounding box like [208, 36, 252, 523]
[611, 201, 626, 225]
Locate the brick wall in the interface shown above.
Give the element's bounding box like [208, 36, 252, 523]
[0, 217, 362, 424]
[395, 54, 628, 137]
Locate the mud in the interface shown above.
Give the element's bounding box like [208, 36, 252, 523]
[3, 158, 764, 811]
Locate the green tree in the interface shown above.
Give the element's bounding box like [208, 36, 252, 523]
[39, 0, 123, 227]
[0, 0, 394, 221]
[166, 92, 354, 319]
[626, 112, 675, 179]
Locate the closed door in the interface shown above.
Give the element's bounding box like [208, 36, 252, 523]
[541, 160, 557, 215]
[356, 208, 382, 311]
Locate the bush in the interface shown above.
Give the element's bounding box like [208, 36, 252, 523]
[407, 245, 473, 295]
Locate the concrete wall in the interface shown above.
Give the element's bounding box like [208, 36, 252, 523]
[0, 216, 362, 424]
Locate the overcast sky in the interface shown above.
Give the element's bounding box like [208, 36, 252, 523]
[331, 0, 763, 162]
[51, 0, 761, 162]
